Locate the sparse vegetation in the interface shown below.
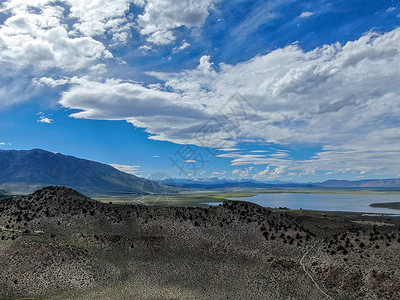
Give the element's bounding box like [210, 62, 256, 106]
[0, 186, 400, 299]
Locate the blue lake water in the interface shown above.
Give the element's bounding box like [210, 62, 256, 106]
[226, 193, 400, 215]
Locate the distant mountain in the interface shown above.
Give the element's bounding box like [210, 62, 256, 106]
[158, 177, 313, 190]
[0, 149, 167, 195]
[159, 177, 400, 190]
[316, 178, 400, 188]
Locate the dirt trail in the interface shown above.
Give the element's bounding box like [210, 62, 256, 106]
[0, 225, 21, 233]
[300, 241, 336, 300]
[0, 226, 44, 235]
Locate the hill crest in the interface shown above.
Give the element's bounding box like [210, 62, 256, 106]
[0, 149, 167, 196]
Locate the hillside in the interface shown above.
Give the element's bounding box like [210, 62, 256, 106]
[0, 186, 400, 299]
[0, 149, 167, 195]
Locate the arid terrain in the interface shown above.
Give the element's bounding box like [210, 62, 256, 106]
[1, 186, 400, 299]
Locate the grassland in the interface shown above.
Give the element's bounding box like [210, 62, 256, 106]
[95, 187, 400, 207]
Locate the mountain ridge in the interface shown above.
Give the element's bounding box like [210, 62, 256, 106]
[0, 149, 167, 195]
[317, 178, 400, 188]
[159, 177, 400, 189]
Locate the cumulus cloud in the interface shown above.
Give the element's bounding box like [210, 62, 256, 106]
[37, 116, 53, 124]
[2, 0, 397, 179]
[36, 112, 53, 124]
[67, 0, 132, 37]
[0, 1, 112, 71]
[109, 163, 141, 175]
[134, 0, 217, 45]
[253, 166, 286, 180]
[33, 77, 70, 87]
[0, 0, 120, 107]
[59, 77, 214, 146]
[232, 167, 253, 178]
[59, 28, 400, 176]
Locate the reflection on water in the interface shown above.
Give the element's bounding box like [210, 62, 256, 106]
[227, 193, 400, 214]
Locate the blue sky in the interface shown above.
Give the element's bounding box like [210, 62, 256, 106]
[1, 0, 400, 182]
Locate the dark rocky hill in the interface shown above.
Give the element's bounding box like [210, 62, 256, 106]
[0, 149, 167, 195]
[0, 186, 400, 299]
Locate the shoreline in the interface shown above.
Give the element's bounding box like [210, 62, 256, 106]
[370, 202, 400, 210]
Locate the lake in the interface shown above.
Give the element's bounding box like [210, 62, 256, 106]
[227, 193, 400, 215]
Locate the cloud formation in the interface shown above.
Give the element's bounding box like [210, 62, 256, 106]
[59, 27, 400, 177]
[36, 112, 53, 124]
[0, 1, 112, 71]
[299, 11, 315, 18]
[0, 0, 117, 107]
[1, 0, 400, 179]
[109, 163, 141, 175]
[134, 0, 217, 45]
[37, 116, 53, 124]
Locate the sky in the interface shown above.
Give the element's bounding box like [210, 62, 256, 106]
[0, 0, 400, 182]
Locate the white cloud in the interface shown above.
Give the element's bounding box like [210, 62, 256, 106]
[59, 76, 214, 146]
[134, 0, 217, 45]
[146, 30, 176, 45]
[0, 142, 11, 149]
[232, 167, 253, 178]
[299, 11, 315, 18]
[217, 152, 242, 158]
[0, 0, 133, 108]
[252, 166, 270, 180]
[66, 0, 132, 38]
[36, 111, 53, 124]
[219, 147, 241, 152]
[0, 1, 112, 71]
[109, 164, 140, 175]
[212, 171, 226, 176]
[56, 27, 400, 177]
[139, 44, 153, 52]
[173, 41, 190, 53]
[38, 116, 53, 124]
[197, 55, 214, 74]
[253, 166, 286, 180]
[299, 167, 316, 176]
[33, 77, 70, 87]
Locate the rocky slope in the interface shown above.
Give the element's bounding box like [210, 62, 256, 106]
[0, 186, 400, 299]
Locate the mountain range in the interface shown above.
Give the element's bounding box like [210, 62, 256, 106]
[0, 149, 166, 195]
[159, 177, 400, 189]
[0, 149, 399, 196]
